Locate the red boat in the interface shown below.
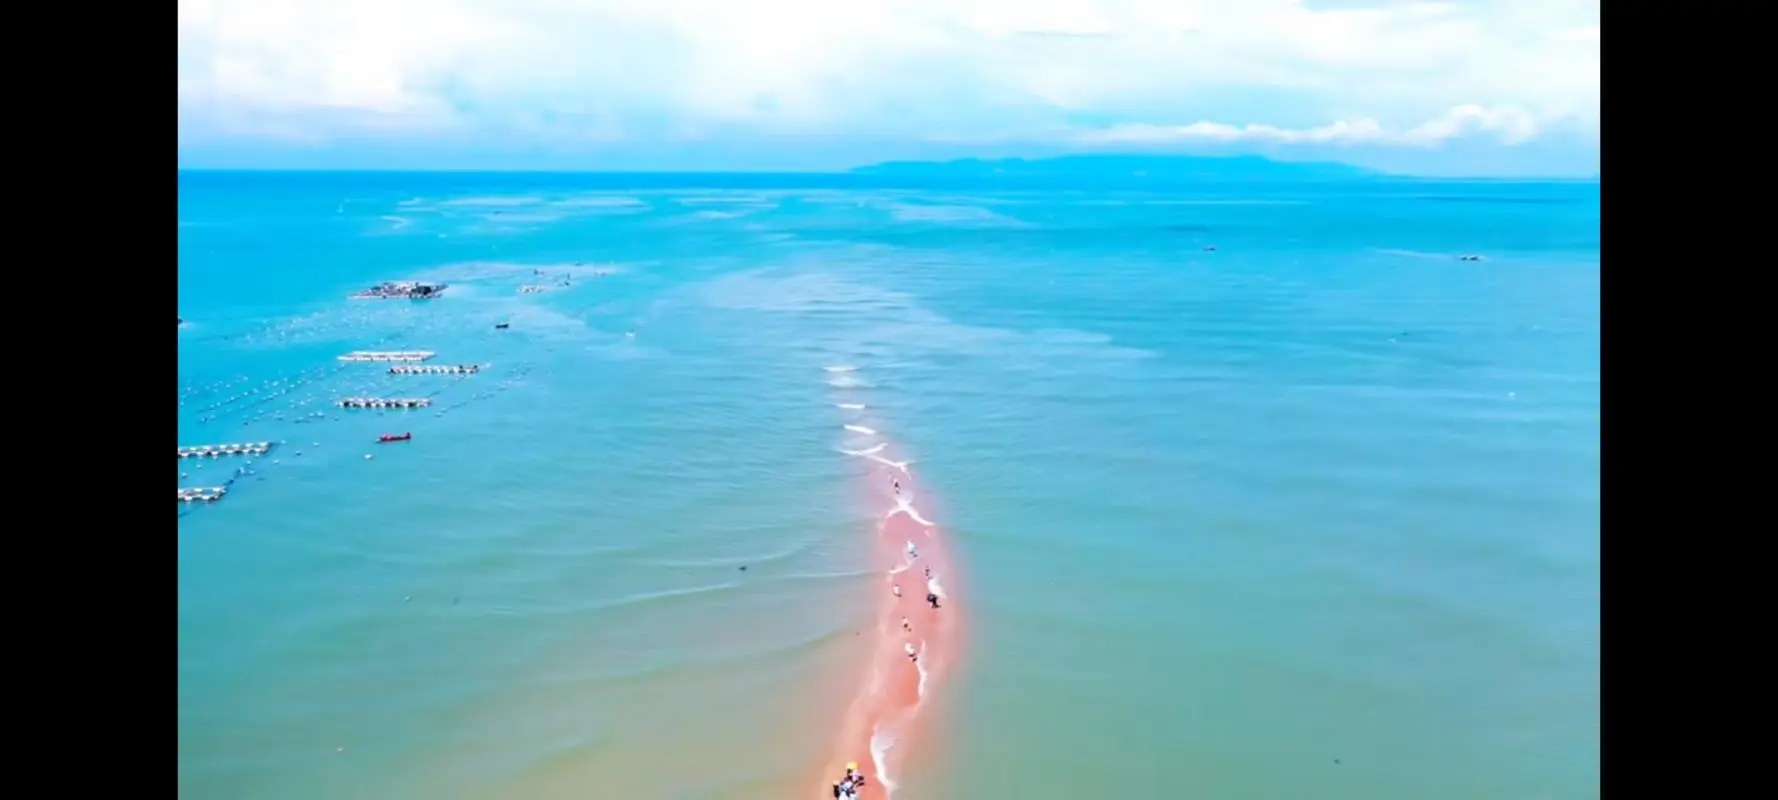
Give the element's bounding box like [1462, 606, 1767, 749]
[378, 433, 412, 443]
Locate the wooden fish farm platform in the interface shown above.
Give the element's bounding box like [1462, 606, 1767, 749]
[339, 350, 436, 363]
[337, 397, 433, 409]
[178, 487, 228, 503]
[388, 364, 481, 375]
[178, 442, 274, 459]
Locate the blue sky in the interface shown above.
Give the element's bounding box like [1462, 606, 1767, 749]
[177, 0, 1600, 177]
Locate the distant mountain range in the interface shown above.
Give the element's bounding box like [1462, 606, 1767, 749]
[850, 154, 1378, 181]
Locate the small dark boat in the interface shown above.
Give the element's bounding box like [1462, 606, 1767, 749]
[378, 433, 412, 443]
[495, 322, 510, 330]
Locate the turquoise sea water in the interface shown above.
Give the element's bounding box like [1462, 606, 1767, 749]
[177, 172, 1599, 799]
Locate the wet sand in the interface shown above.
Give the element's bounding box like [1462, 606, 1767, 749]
[814, 440, 962, 798]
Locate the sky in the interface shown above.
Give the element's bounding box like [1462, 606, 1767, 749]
[177, 0, 1600, 176]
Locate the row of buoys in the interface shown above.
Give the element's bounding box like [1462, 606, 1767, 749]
[178, 487, 228, 503]
[338, 350, 436, 362]
[388, 364, 481, 375]
[338, 397, 432, 409]
[177, 442, 274, 459]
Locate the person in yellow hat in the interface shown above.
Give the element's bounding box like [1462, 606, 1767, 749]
[832, 762, 866, 797]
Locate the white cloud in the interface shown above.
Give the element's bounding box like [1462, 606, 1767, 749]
[178, 0, 1599, 150]
[1082, 104, 1543, 147]
[1403, 104, 1541, 146]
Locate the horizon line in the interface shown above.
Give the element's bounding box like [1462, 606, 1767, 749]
[174, 166, 1600, 182]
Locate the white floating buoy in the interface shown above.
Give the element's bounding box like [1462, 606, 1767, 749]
[365, 454, 374, 460]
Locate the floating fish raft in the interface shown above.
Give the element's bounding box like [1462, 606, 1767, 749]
[178, 442, 274, 459]
[178, 486, 228, 503]
[388, 364, 481, 375]
[350, 281, 447, 300]
[339, 350, 436, 363]
[338, 397, 432, 409]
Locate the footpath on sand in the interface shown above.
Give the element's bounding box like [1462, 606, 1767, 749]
[816, 368, 963, 798]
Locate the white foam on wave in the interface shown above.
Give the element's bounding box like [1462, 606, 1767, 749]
[1375, 247, 1449, 260]
[866, 454, 911, 473]
[438, 195, 546, 208]
[839, 442, 888, 456]
[557, 195, 648, 208]
[869, 725, 898, 796]
[844, 424, 878, 436]
[825, 365, 858, 373]
[828, 375, 870, 389]
[888, 497, 937, 527]
[837, 403, 866, 410]
[915, 640, 930, 700]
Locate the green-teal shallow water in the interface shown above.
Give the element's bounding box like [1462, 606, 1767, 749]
[178, 172, 1599, 799]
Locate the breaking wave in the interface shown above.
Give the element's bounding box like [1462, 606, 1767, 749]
[870, 725, 899, 797]
[889, 497, 937, 527]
